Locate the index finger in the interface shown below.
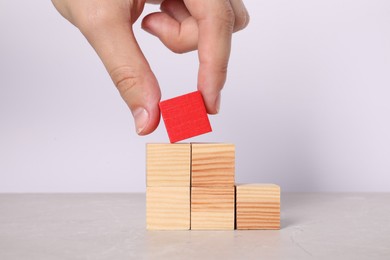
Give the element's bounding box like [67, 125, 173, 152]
[184, 0, 235, 114]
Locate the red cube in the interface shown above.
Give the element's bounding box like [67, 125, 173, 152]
[159, 91, 212, 143]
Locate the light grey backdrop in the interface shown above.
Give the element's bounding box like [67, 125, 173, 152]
[1, 1, 389, 192]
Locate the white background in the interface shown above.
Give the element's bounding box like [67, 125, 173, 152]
[1, 0, 389, 192]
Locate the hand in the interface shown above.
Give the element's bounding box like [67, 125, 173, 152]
[52, 0, 249, 135]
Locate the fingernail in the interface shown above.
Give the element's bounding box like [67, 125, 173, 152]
[215, 94, 221, 114]
[132, 108, 149, 134]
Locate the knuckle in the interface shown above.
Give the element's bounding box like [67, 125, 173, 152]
[170, 46, 186, 54]
[74, 6, 114, 34]
[160, 0, 171, 11]
[216, 64, 228, 79]
[208, 3, 235, 31]
[235, 10, 250, 31]
[221, 6, 236, 29]
[110, 66, 139, 97]
[169, 41, 192, 54]
[164, 33, 197, 54]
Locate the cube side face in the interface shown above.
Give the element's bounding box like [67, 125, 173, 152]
[159, 91, 212, 143]
[146, 187, 190, 230]
[236, 184, 280, 230]
[191, 187, 235, 230]
[191, 144, 235, 187]
[146, 144, 191, 187]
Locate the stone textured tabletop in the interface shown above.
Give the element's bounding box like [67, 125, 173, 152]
[1, 193, 390, 259]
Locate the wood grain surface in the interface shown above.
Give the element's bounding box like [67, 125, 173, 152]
[191, 143, 235, 187]
[191, 186, 235, 230]
[146, 143, 191, 187]
[146, 186, 190, 230]
[236, 184, 280, 230]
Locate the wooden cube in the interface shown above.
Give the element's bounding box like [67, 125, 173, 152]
[191, 143, 235, 187]
[146, 143, 191, 187]
[146, 187, 190, 230]
[191, 187, 235, 230]
[236, 184, 280, 230]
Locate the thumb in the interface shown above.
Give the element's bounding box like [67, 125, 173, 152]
[79, 12, 161, 135]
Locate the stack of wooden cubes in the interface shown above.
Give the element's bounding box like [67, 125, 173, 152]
[146, 143, 280, 230]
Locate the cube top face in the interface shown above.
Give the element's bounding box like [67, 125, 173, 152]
[146, 187, 190, 230]
[159, 91, 212, 143]
[191, 187, 235, 230]
[236, 184, 280, 230]
[191, 143, 235, 187]
[146, 143, 191, 187]
[236, 184, 280, 194]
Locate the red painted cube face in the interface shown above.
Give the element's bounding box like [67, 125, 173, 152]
[159, 91, 212, 143]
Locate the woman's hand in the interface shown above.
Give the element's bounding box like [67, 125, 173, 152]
[52, 0, 249, 135]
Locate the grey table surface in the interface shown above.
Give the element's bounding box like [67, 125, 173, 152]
[0, 193, 389, 260]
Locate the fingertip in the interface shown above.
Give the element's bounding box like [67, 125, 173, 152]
[141, 13, 156, 34]
[132, 84, 161, 136]
[134, 106, 161, 135]
[197, 63, 226, 114]
[117, 69, 161, 136]
[215, 93, 221, 114]
[199, 89, 221, 115]
[141, 12, 174, 40]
